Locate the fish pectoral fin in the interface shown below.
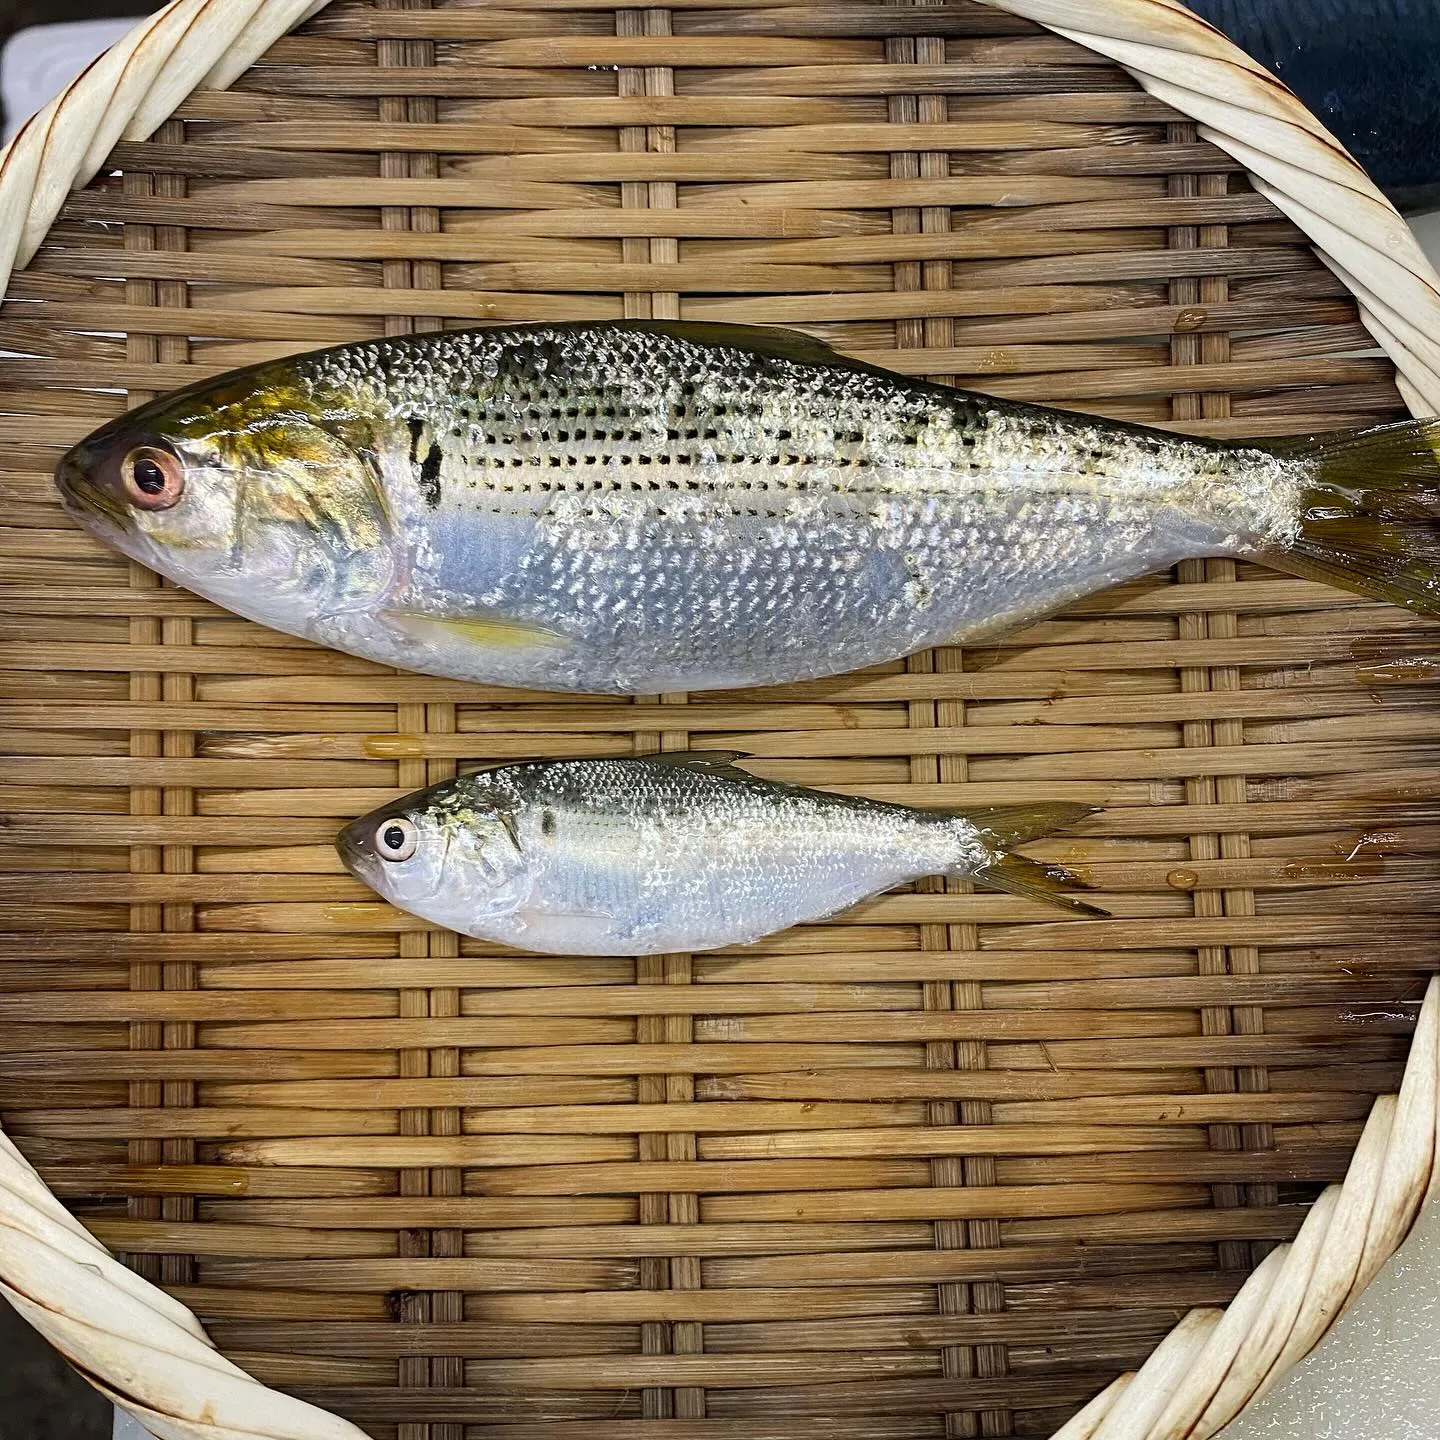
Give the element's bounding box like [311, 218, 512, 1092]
[382, 608, 571, 652]
[529, 901, 615, 922]
[637, 750, 756, 782]
[518, 900, 619, 937]
[971, 852, 1109, 918]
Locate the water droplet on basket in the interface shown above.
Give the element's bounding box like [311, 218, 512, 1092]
[322, 903, 392, 924]
[364, 734, 426, 758]
[1356, 652, 1440, 683]
[1280, 857, 1384, 881]
[1338, 830, 1402, 860]
[1338, 1006, 1420, 1027]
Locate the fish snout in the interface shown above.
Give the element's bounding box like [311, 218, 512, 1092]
[55, 429, 183, 532]
[55, 439, 126, 530]
[53, 444, 87, 502]
[336, 816, 378, 875]
[337, 817, 400, 908]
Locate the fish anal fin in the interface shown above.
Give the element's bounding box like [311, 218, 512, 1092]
[972, 852, 1109, 918]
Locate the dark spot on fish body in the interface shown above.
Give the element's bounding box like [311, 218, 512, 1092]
[540, 809, 557, 838]
[420, 442, 443, 508]
[406, 415, 424, 464]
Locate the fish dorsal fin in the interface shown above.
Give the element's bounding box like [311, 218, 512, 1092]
[637, 750, 756, 783]
[596, 320, 888, 379]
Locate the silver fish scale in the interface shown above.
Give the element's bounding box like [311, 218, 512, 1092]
[299, 325, 1304, 692]
[459, 758, 991, 953]
[302, 323, 989, 476]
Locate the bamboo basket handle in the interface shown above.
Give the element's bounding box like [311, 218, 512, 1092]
[0, 2, 1436, 1438]
[0, 0, 1436, 412]
[0, 1120, 370, 1439]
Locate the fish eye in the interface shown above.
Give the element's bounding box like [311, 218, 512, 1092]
[374, 816, 418, 862]
[121, 446, 185, 510]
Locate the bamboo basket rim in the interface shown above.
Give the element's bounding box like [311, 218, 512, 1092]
[0, 2, 1437, 1437]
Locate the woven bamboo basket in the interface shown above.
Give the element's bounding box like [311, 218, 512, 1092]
[1, 2, 1439, 1437]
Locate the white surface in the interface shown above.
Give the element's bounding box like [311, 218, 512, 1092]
[113, 1411, 154, 1440]
[1221, 1196, 1440, 1438]
[0, 17, 141, 140]
[1410, 209, 1440, 270]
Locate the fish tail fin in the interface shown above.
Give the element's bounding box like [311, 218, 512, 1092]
[967, 801, 1099, 849]
[948, 802, 1107, 917]
[972, 852, 1109, 918]
[1260, 418, 1440, 615]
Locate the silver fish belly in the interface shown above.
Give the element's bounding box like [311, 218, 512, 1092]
[336, 754, 1095, 955]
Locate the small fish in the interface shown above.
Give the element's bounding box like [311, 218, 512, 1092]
[336, 753, 1102, 955]
[56, 321, 1440, 695]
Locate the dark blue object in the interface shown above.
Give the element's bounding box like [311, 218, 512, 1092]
[1187, 0, 1440, 211]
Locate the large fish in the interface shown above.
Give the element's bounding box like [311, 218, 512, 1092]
[56, 321, 1440, 694]
[336, 753, 1099, 955]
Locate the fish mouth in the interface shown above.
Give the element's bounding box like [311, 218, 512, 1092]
[336, 818, 379, 879]
[336, 819, 398, 907]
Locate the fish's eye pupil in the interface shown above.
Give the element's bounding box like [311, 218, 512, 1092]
[384, 824, 406, 850]
[133, 457, 166, 494]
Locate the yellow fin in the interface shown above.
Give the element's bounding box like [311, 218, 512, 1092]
[965, 802, 1099, 849]
[383, 609, 570, 651]
[1260, 417, 1440, 617]
[972, 852, 1109, 918]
